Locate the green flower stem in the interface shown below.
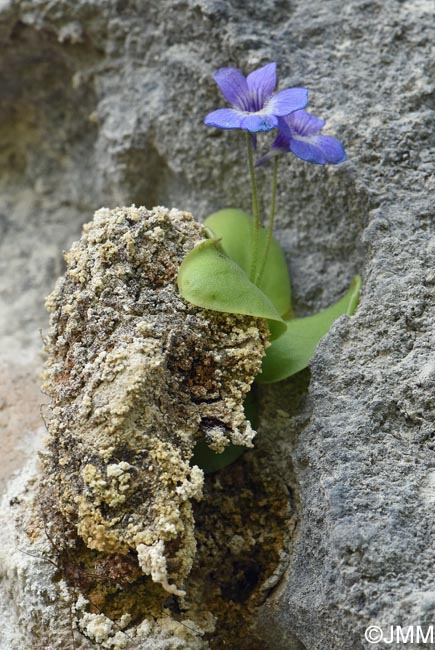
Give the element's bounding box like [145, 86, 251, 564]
[256, 156, 279, 286]
[246, 133, 260, 282]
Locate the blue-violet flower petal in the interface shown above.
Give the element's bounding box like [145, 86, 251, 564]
[289, 134, 346, 165]
[246, 62, 277, 110]
[257, 109, 346, 165]
[204, 108, 245, 130]
[214, 68, 249, 110]
[204, 63, 308, 134]
[240, 113, 278, 132]
[287, 110, 325, 136]
[266, 88, 309, 117]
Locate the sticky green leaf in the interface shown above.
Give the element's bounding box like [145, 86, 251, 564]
[177, 238, 286, 337]
[205, 209, 292, 319]
[257, 275, 362, 384]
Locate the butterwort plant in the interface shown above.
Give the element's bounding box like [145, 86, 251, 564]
[177, 62, 361, 471]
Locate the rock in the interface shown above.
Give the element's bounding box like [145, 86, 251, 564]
[40, 204, 265, 597]
[0, 0, 434, 649]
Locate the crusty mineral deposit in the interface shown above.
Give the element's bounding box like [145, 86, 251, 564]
[40, 205, 267, 597]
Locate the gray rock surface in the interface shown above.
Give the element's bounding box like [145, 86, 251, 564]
[0, 0, 434, 648]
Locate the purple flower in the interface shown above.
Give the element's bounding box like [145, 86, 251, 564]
[257, 109, 346, 165]
[204, 63, 308, 133]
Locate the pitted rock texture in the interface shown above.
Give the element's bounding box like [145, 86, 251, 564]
[40, 205, 266, 597]
[0, 1, 434, 649]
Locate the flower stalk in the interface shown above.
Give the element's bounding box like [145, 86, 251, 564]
[247, 134, 261, 282]
[256, 156, 279, 287]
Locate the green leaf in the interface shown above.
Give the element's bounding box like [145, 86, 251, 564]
[257, 275, 362, 384]
[205, 209, 292, 319]
[190, 439, 246, 474]
[177, 238, 286, 337]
